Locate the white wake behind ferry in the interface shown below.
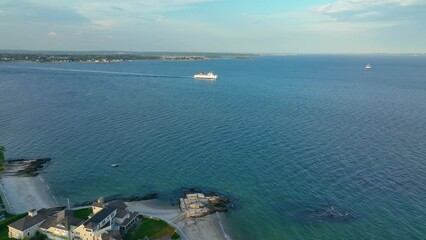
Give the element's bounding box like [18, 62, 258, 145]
[194, 72, 218, 80]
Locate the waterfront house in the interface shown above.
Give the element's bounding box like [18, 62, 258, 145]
[40, 209, 84, 239]
[8, 209, 57, 239]
[73, 207, 117, 240]
[74, 198, 139, 240]
[106, 200, 139, 233]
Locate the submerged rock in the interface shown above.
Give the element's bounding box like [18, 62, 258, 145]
[275, 199, 357, 224]
[303, 205, 355, 222]
[291, 203, 356, 224]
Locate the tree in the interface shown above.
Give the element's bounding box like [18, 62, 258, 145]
[0, 145, 4, 160]
[0, 145, 5, 171]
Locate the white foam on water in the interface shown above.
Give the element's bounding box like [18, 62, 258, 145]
[0, 65, 192, 79]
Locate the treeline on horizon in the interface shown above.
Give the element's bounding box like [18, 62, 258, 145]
[0, 53, 212, 62]
[0, 49, 256, 57]
[1, 53, 160, 61]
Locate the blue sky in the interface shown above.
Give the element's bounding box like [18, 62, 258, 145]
[0, 0, 425, 53]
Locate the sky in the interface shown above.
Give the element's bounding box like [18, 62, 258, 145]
[0, 0, 425, 53]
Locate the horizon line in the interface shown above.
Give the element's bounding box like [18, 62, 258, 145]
[0, 49, 425, 56]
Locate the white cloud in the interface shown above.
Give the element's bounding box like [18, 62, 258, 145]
[92, 19, 122, 29]
[70, 0, 215, 28]
[47, 31, 57, 37]
[0, 0, 215, 29]
[1, 0, 424, 53]
[317, 0, 421, 14]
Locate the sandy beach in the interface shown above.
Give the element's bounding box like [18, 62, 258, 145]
[0, 175, 58, 214]
[126, 200, 231, 240]
[176, 212, 232, 240]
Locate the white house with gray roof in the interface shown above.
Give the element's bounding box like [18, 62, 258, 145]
[73, 198, 139, 240]
[8, 198, 139, 240]
[40, 209, 84, 239]
[73, 207, 117, 240]
[8, 209, 57, 239]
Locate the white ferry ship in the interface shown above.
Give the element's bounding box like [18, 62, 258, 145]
[194, 72, 218, 80]
[365, 64, 372, 69]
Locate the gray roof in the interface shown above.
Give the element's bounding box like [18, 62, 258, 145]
[57, 209, 73, 221]
[8, 215, 46, 231]
[115, 209, 128, 219]
[8, 208, 56, 231]
[58, 210, 84, 227]
[39, 216, 57, 230]
[120, 212, 139, 227]
[37, 208, 58, 217]
[106, 200, 127, 210]
[39, 209, 84, 230]
[67, 215, 85, 227]
[84, 207, 116, 230]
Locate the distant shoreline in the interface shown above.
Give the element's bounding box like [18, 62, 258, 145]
[0, 53, 216, 63]
[0, 51, 260, 64]
[2, 52, 425, 64]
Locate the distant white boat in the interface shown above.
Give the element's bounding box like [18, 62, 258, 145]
[365, 64, 372, 69]
[111, 164, 119, 167]
[194, 72, 218, 80]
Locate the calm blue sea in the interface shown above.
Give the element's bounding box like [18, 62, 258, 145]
[1, 55, 426, 239]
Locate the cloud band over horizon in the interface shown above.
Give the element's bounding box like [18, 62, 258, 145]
[0, 0, 425, 53]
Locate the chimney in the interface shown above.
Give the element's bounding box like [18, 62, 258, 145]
[28, 209, 38, 217]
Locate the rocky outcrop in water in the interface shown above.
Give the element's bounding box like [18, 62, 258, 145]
[1, 158, 51, 177]
[180, 193, 230, 218]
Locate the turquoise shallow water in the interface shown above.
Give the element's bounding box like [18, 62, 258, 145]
[1, 56, 426, 239]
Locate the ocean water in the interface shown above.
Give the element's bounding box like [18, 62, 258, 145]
[1, 55, 426, 239]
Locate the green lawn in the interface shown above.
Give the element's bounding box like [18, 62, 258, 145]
[0, 212, 27, 240]
[171, 231, 180, 239]
[0, 228, 14, 240]
[127, 218, 180, 240]
[73, 208, 93, 220]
